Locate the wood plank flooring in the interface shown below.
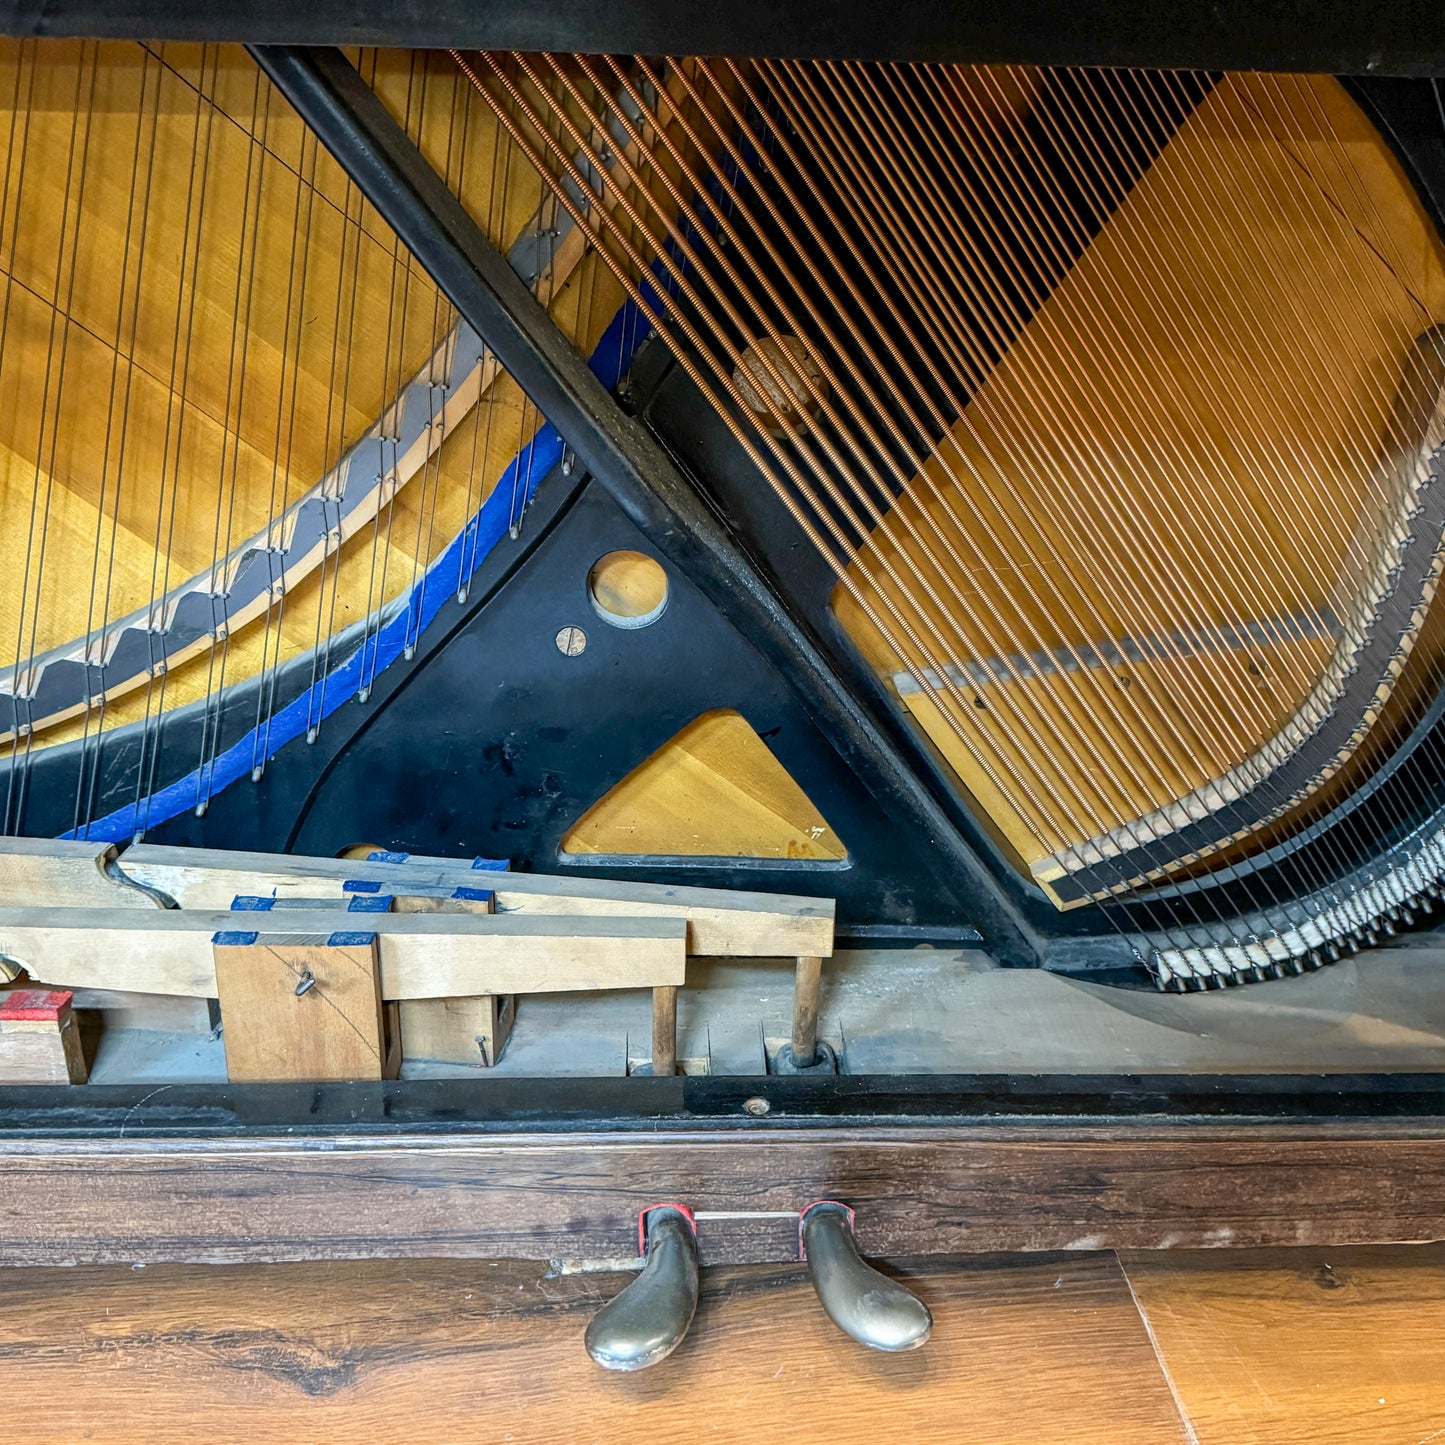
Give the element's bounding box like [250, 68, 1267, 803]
[4, 1246, 1445, 1442]
[1121, 1244, 1445, 1444]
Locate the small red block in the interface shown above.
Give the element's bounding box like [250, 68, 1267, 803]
[0, 989, 73, 1021]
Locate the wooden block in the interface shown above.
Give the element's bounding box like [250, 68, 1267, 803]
[212, 931, 390, 1084]
[0, 907, 687, 999]
[399, 993, 514, 1068]
[388, 887, 496, 913]
[229, 893, 396, 915]
[117, 844, 835, 957]
[391, 883, 514, 1068]
[0, 988, 87, 1083]
[233, 890, 512, 1066]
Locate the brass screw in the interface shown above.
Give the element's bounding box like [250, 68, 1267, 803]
[555, 625, 588, 657]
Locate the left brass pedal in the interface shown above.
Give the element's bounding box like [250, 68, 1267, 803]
[585, 1204, 700, 1371]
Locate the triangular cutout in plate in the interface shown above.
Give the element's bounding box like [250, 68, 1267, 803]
[561, 709, 845, 859]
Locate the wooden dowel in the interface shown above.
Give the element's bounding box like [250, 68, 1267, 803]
[651, 984, 678, 1077]
[791, 955, 823, 1066]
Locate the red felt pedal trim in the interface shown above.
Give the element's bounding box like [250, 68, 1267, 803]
[0, 988, 73, 1021]
[798, 1200, 855, 1260]
[638, 1202, 697, 1253]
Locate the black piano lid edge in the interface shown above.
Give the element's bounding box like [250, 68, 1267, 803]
[9, 1, 1445, 77]
[3, 1072, 1445, 1139]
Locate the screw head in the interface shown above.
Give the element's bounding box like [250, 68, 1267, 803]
[555, 625, 588, 657]
[742, 1096, 771, 1117]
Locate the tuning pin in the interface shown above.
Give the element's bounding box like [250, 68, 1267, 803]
[585, 1205, 699, 1372]
[800, 1201, 931, 1353]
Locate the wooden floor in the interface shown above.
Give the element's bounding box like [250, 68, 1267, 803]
[5, 1245, 1445, 1443]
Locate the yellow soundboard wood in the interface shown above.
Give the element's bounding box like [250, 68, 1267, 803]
[562, 709, 846, 860]
[835, 74, 1445, 886]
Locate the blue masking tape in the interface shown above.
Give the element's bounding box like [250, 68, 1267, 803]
[346, 894, 392, 912]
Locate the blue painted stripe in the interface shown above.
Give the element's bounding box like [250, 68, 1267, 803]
[65, 296, 653, 844]
[229, 895, 277, 911]
[213, 930, 259, 946]
[327, 930, 377, 947]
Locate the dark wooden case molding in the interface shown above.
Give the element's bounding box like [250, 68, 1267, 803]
[2, 1075, 1444, 1266]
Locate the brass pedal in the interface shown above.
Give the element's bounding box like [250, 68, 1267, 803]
[585, 1204, 700, 1371]
[801, 1200, 932, 1352]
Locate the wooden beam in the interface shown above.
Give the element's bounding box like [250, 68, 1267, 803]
[0, 839, 162, 910]
[651, 984, 678, 1077]
[791, 955, 823, 1064]
[116, 844, 836, 956]
[0, 907, 687, 998]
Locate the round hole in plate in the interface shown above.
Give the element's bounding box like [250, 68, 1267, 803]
[587, 550, 669, 630]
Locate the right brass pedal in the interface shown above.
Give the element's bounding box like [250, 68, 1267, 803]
[801, 1200, 932, 1352]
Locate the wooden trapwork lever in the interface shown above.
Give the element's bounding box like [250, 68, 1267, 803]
[801, 1201, 932, 1352]
[584, 1205, 700, 1371]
